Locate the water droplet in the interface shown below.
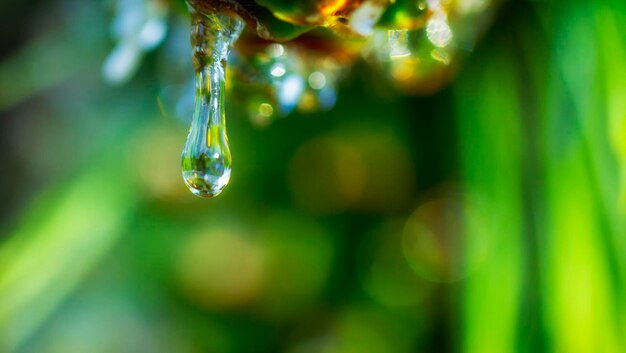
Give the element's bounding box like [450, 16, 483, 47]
[181, 9, 244, 198]
[426, 15, 453, 48]
[387, 29, 411, 58]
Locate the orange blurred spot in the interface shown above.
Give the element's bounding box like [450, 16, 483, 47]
[320, 0, 348, 16]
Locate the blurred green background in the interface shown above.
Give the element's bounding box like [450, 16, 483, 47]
[1, 0, 625, 352]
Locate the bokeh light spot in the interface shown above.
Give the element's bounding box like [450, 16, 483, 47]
[403, 188, 479, 282]
[308, 71, 327, 90]
[177, 227, 265, 311]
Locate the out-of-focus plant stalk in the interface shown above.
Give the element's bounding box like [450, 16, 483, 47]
[455, 37, 523, 353]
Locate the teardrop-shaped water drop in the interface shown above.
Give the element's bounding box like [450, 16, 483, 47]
[181, 9, 244, 198]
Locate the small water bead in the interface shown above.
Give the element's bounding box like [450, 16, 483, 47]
[426, 15, 453, 48]
[181, 9, 244, 198]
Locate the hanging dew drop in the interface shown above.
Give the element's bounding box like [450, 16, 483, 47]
[181, 7, 244, 198]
